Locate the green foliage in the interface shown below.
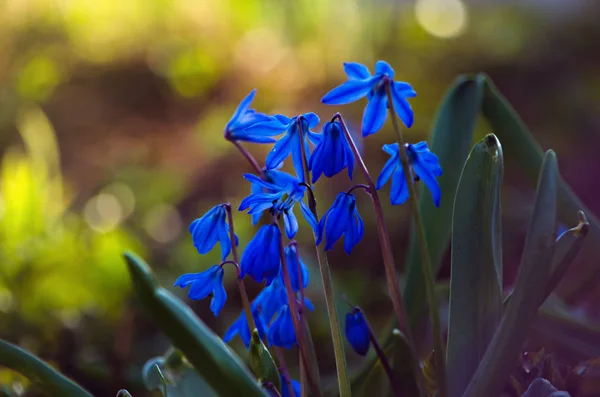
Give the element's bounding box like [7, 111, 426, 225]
[446, 134, 504, 397]
[124, 252, 267, 397]
[0, 339, 92, 397]
[250, 329, 281, 390]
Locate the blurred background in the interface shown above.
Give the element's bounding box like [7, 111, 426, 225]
[0, 0, 599, 395]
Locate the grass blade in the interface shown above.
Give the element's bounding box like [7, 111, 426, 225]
[124, 252, 267, 397]
[446, 134, 504, 397]
[0, 339, 93, 397]
[463, 151, 558, 397]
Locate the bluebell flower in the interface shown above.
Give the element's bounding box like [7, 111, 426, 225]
[223, 309, 268, 348]
[174, 265, 227, 316]
[224, 89, 279, 143]
[309, 120, 355, 183]
[189, 205, 238, 261]
[240, 224, 282, 285]
[280, 375, 301, 397]
[268, 305, 297, 349]
[245, 113, 322, 181]
[239, 173, 318, 238]
[345, 310, 371, 356]
[318, 192, 364, 254]
[283, 244, 309, 292]
[321, 61, 417, 136]
[376, 142, 443, 207]
[252, 277, 288, 324]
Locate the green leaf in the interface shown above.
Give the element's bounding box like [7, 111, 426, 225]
[463, 151, 558, 397]
[0, 339, 93, 397]
[446, 134, 504, 397]
[388, 330, 422, 397]
[124, 252, 267, 397]
[404, 75, 485, 333]
[480, 75, 600, 302]
[249, 329, 281, 390]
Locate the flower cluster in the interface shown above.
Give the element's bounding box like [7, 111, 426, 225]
[174, 60, 443, 396]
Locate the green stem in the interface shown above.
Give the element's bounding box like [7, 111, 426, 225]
[277, 222, 321, 397]
[385, 83, 448, 397]
[298, 118, 351, 397]
[336, 113, 425, 397]
[224, 203, 256, 333]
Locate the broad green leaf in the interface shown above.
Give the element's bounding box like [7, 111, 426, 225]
[0, 339, 92, 397]
[124, 252, 267, 397]
[463, 151, 558, 397]
[446, 134, 504, 397]
[404, 75, 485, 333]
[249, 330, 281, 390]
[142, 355, 218, 397]
[480, 75, 600, 301]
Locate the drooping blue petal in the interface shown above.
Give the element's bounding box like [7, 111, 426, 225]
[345, 310, 370, 356]
[253, 278, 287, 323]
[309, 121, 354, 183]
[390, 83, 415, 128]
[268, 305, 297, 349]
[343, 62, 371, 80]
[376, 153, 398, 190]
[283, 208, 299, 239]
[393, 81, 417, 97]
[210, 268, 227, 316]
[249, 179, 265, 225]
[223, 309, 268, 348]
[321, 76, 381, 105]
[374, 60, 395, 79]
[266, 129, 295, 171]
[316, 195, 340, 246]
[284, 245, 309, 291]
[303, 112, 320, 128]
[361, 87, 388, 136]
[243, 118, 290, 140]
[189, 206, 233, 259]
[217, 221, 232, 261]
[412, 158, 441, 207]
[344, 206, 364, 255]
[302, 296, 315, 311]
[320, 193, 359, 252]
[299, 201, 318, 236]
[240, 224, 282, 285]
[406, 142, 442, 206]
[390, 166, 410, 205]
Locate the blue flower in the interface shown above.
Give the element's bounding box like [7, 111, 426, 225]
[223, 309, 268, 348]
[280, 375, 301, 397]
[268, 305, 297, 349]
[376, 142, 443, 207]
[239, 173, 318, 238]
[283, 244, 309, 292]
[309, 120, 355, 183]
[224, 90, 279, 143]
[345, 310, 370, 356]
[318, 192, 364, 254]
[321, 61, 417, 136]
[240, 224, 282, 285]
[245, 113, 322, 181]
[189, 205, 238, 261]
[174, 265, 227, 316]
[252, 277, 288, 324]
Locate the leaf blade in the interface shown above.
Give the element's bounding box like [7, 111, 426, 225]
[463, 151, 558, 397]
[446, 134, 504, 397]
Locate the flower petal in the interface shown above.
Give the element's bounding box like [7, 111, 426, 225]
[210, 268, 227, 316]
[361, 88, 388, 136]
[375, 60, 395, 78]
[217, 221, 232, 261]
[299, 200, 319, 236]
[390, 167, 410, 205]
[227, 89, 256, 128]
[324, 194, 352, 251]
[343, 62, 371, 80]
[283, 209, 299, 239]
[303, 112, 320, 128]
[321, 76, 381, 105]
[376, 152, 399, 190]
[266, 130, 295, 171]
[391, 87, 414, 128]
[393, 81, 417, 97]
[412, 160, 442, 207]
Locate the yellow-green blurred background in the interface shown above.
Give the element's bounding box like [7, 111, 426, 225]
[1, 0, 599, 395]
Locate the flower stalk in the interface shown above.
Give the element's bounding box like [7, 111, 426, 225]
[384, 82, 448, 397]
[297, 118, 352, 397]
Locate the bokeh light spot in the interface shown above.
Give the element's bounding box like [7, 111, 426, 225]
[84, 193, 123, 233]
[415, 0, 468, 39]
[143, 204, 182, 243]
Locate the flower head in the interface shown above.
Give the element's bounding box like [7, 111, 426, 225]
[318, 192, 364, 254]
[224, 90, 278, 143]
[309, 120, 355, 183]
[345, 309, 370, 356]
[245, 113, 321, 181]
[283, 244, 309, 292]
[321, 61, 416, 136]
[240, 224, 282, 285]
[239, 173, 318, 238]
[280, 375, 301, 397]
[223, 309, 268, 348]
[189, 205, 238, 261]
[268, 305, 297, 349]
[376, 142, 443, 207]
[174, 265, 227, 316]
[252, 277, 288, 324]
